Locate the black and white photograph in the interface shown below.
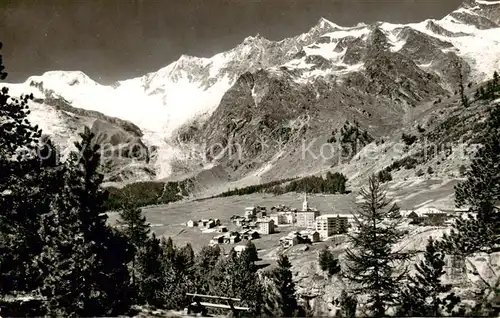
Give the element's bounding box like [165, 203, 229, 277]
[0, 0, 499, 316]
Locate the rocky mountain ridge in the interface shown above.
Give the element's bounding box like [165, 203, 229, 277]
[3, 0, 500, 189]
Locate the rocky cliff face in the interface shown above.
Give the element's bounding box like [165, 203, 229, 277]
[4, 0, 500, 191]
[169, 0, 500, 193]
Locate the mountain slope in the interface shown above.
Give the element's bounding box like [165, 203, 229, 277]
[3, 0, 500, 191]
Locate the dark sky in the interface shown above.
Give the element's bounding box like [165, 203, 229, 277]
[0, 0, 465, 84]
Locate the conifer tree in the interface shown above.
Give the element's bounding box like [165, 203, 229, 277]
[135, 233, 165, 307]
[36, 126, 133, 316]
[244, 240, 259, 264]
[480, 86, 486, 99]
[267, 254, 299, 317]
[457, 61, 470, 108]
[194, 245, 222, 294]
[118, 204, 151, 293]
[440, 106, 500, 255]
[209, 249, 263, 315]
[344, 175, 409, 317]
[398, 238, 461, 317]
[118, 205, 150, 248]
[158, 241, 197, 310]
[318, 246, 341, 276]
[161, 236, 176, 261]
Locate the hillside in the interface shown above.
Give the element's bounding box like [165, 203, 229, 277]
[3, 0, 500, 195]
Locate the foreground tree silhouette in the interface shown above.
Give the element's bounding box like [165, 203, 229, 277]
[36, 127, 133, 316]
[440, 106, 500, 256]
[398, 238, 461, 316]
[344, 176, 408, 317]
[0, 42, 62, 295]
[438, 106, 500, 316]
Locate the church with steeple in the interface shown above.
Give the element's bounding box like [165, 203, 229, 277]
[296, 192, 320, 228]
[302, 192, 309, 212]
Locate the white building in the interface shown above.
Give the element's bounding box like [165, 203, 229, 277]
[186, 220, 198, 227]
[270, 211, 296, 225]
[245, 207, 257, 219]
[296, 193, 320, 228]
[256, 218, 276, 235]
[296, 210, 319, 228]
[315, 214, 349, 239]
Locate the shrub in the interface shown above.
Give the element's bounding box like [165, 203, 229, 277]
[402, 133, 417, 146]
[377, 170, 393, 183]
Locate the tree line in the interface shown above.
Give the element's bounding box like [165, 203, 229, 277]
[216, 172, 348, 198]
[104, 179, 194, 211]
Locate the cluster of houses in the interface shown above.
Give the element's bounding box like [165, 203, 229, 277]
[187, 193, 456, 252]
[186, 218, 222, 229]
[230, 206, 277, 235]
[280, 230, 320, 248]
[209, 228, 263, 246]
[233, 194, 352, 244]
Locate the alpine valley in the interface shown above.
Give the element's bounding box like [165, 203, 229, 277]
[5, 0, 500, 197]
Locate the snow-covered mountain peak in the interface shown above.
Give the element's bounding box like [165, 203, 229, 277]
[25, 70, 98, 91]
[316, 17, 342, 29]
[4, 0, 500, 184]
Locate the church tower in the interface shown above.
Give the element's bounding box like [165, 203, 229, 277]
[302, 192, 309, 211]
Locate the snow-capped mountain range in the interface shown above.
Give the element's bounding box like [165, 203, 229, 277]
[4, 0, 500, 187]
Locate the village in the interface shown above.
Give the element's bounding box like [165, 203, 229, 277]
[183, 193, 455, 255]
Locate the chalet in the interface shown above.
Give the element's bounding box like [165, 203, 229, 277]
[280, 232, 301, 248]
[217, 226, 228, 233]
[231, 216, 246, 227]
[214, 218, 221, 226]
[240, 230, 260, 240]
[206, 219, 216, 229]
[223, 231, 241, 244]
[406, 211, 425, 224]
[186, 220, 198, 228]
[210, 235, 224, 246]
[300, 230, 320, 243]
[406, 208, 449, 226]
